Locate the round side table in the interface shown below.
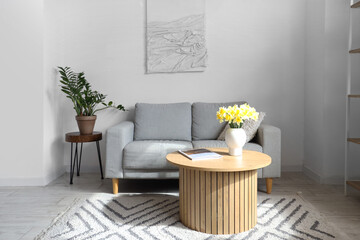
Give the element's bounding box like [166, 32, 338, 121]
[167, 148, 271, 234]
[65, 131, 104, 184]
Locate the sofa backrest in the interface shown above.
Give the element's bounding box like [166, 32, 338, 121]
[134, 102, 192, 141]
[192, 101, 246, 140]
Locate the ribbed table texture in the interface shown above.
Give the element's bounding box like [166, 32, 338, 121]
[167, 148, 271, 234]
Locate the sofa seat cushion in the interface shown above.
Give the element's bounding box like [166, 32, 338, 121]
[192, 101, 246, 140]
[123, 140, 193, 170]
[192, 140, 263, 152]
[134, 103, 192, 141]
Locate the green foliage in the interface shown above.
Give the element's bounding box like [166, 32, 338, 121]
[229, 122, 243, 128]
[58, 66, 125, 116]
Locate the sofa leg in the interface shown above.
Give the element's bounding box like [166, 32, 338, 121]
[266, 178, 273, 194]
[112, 178, 119, 194]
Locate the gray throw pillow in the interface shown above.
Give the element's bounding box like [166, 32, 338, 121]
[217, 112, 265, 142]
[192, 101, 246, 140]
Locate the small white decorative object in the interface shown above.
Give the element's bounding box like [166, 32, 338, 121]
[225, 128, 246, 157]
[216, 104, 259, 157]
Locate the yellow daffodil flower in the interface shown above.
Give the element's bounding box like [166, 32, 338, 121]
[219, 107, 226, 115]
[217, 103, 259, 128]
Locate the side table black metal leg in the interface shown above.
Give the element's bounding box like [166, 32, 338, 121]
[70, 143, 73, 184]
[70, 143, 78, 184]
[96, 141, 104, 179]
[77, 143, 83, 176]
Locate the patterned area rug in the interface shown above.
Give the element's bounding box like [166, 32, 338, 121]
[36, 194, 340, 240]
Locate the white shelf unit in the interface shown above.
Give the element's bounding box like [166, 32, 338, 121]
[345, 1, 360, 195]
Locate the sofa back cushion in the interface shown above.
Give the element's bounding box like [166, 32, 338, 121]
[134, 102, 192, 141]
[192, 101, 246, 140]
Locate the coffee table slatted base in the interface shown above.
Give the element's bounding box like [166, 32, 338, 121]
[179, 167, 257, 234]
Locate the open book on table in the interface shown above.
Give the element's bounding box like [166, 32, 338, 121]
[178, 148, 222, 161]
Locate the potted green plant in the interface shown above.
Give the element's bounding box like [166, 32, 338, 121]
[58, 66, 125, 135]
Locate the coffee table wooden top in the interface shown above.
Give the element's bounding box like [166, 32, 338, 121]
[167, 148, 271, 172]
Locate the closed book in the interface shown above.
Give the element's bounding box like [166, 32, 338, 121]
[178, 148, 222, 161]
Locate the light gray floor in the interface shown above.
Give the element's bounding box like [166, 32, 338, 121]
[0, 172, 360, 240]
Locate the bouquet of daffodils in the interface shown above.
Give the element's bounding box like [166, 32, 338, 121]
[216, 103, 259, 128]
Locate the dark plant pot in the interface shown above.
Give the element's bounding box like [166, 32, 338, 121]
[76, 115, 97, 135]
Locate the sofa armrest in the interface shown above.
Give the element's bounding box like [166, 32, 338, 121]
[255, 124, 281, 178]
[105, 121, 134, 178]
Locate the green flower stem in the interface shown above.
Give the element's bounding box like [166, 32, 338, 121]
[229, 122, 243, 128]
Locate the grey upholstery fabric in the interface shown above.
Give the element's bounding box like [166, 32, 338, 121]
[105, 103, 281, 183]
[192, 140, 263, 152]
[105, 121, 134, 178]
[123, 140, 193, 170]
[255, 124, 281, 178]
[192, 140, 227, 148]
[242, 112, 266, 142]
[124, 170, 179, 179]
[218, 112, 266, 142]
[134, 103, 192, 141]
[192, 101, 246, 140]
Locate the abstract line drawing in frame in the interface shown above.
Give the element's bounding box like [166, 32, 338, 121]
[147, 0, 207, 73]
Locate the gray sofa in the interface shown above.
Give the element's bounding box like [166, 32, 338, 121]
[105, 102, 281, 194]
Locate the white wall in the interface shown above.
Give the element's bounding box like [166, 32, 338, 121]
[0, 0, 45, 185]
[304, 0, 349, 184]
[304, 0, 325, 180]
[42, 0, 67, 184]
[5, 0, 351, 186]
[43, 0, 306, 173]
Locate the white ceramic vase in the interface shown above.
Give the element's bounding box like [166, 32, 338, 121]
[225, 128, 246, 157]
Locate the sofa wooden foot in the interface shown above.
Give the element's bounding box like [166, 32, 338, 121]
[266, 178, 272, 194]
[112, 178, 119, 194]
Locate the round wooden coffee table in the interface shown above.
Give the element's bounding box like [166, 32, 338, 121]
[166, 148, 271, 235]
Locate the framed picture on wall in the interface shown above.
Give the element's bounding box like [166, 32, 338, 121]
[146, 0, 208, 73]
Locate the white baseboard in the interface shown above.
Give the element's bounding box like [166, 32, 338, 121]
[0, 177, 46, 186]
[281, 165, 303, 172]
[0, 168, 65, 187]
[303, 166, 343, 184]
[43, 168, 66, 185]
[320, 176, 343, 185]
[303, 165, 322, 183]
[64, 164, 100, 173]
